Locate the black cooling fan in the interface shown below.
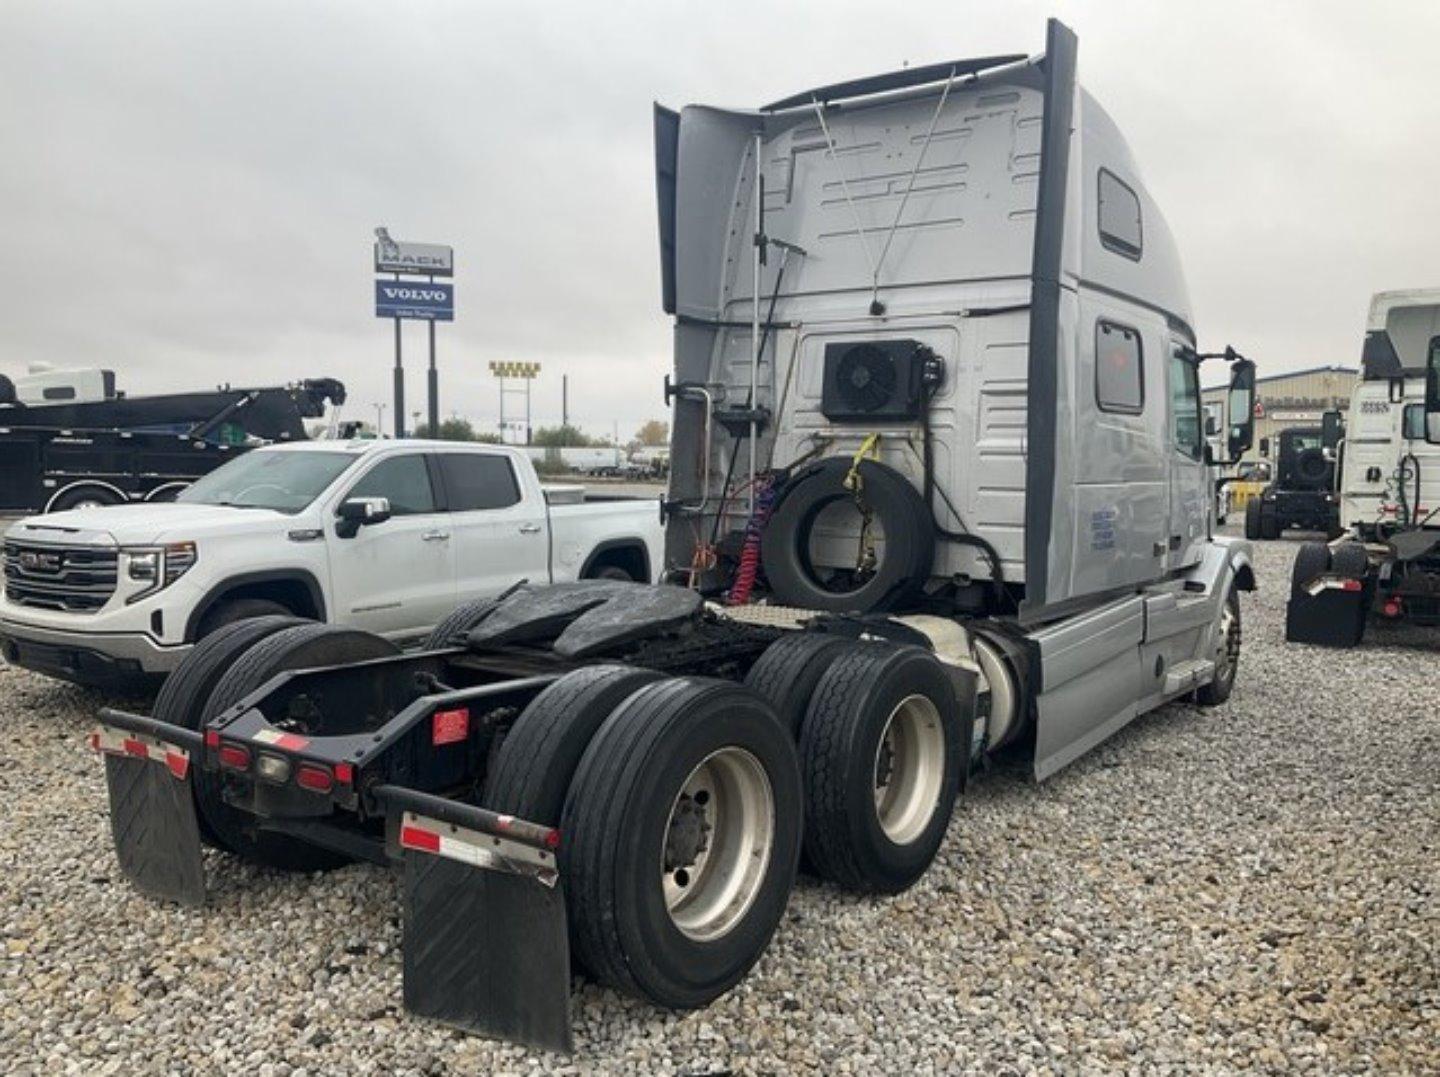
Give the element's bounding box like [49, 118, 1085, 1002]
[820, 339, 928, 422]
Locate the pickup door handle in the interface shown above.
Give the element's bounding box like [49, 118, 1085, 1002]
[421, 530, 450, 542]
[518, 523, 543, 535]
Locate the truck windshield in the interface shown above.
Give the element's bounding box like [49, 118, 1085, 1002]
[177, 450, 357, 513]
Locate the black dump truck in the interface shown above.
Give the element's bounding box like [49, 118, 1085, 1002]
[0, 370, 345, 512]
[1243, 426, 1341, 539]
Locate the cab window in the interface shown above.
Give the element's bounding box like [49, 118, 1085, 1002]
[1098, 169, 1142, 260]
[345, 454, 437, 516]
[1168, 350, 1203, 459]
[1404, 403, 1426, 440]
[439, 453, 521, 511]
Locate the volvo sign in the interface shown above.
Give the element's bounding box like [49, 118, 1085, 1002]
[375, 281, 454, 321]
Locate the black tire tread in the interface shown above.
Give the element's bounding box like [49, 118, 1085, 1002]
[1291, 542, 1331, 595]
[799, 644, 959, 893]
[1244, 498, 1262, 541]
[1196, 586, 1242, 707]
[743, 633, 856, 737]
[423, 597, 501, 651]
[1330, 541, 1369, 579]
[481, 664, 661, 824]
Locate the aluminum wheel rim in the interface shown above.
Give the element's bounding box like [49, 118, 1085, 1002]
[1214, 600, 1239, 682]
[873, 694, 945, 845]
[661, 747, 774, 942]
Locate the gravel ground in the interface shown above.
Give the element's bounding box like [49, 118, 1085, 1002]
[1, 533, 1437, 1075]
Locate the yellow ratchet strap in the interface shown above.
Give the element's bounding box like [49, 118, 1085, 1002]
[843, 433, 882, 493]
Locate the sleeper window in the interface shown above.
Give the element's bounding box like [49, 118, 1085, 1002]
[1095, 321, 1144, 414]
[1098, 169, 1143, 260]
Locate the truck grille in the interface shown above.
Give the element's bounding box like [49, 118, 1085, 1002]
[3, 542, 119, 612]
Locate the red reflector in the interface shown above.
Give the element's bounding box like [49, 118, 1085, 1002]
[123, 738, 148, 759]
[204, 729, 220, 749]
[219, 744, 251, 770]
[1342, 579, 1363, 592]
[1384, 600, 1402, 617]
[295, 764, 333, 793]
[333, 761, 354, 785]
[87, 732, 100, 752]
[545, 828, 561, 850]
[400, 825, 441, 853]
[164, 752, 190, 780]
[432, 707, 470, 746]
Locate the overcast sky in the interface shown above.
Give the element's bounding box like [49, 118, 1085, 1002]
[2, 1, 1437, 437]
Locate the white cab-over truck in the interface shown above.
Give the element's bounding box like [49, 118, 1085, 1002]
[0, 439, 663, 686]
[1286, 289, 1440, 645]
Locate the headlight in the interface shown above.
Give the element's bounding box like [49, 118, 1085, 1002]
[124, 542, 197, 604]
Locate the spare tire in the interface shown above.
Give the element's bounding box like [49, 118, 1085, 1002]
[761, 458, 933, 613]
[1296, 447, 1329, 486]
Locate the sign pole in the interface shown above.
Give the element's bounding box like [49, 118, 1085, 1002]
[525, 377, 532, 446]
[427, 320, 439, 436]
[392, 304, 405, 439]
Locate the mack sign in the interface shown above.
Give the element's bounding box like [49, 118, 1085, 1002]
[375, 281, 454, 322]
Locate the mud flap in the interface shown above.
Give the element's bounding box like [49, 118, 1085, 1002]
[398, 811, 572, 1053]
[97, 729, 206, 907]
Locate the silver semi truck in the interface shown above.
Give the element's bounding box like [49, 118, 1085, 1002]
[87, 21, 1256, 1052]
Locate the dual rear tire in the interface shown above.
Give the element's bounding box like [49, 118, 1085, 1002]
[482, 634, 963, 1010]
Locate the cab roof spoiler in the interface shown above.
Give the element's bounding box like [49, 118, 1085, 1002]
[761, 52, 1028, 112]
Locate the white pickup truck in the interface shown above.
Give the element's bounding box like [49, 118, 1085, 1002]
[0, 439, 664, 687]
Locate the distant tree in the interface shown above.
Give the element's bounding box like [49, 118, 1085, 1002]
[532, 424, 598, 448]
[635, 420, 669, 447]
[413, 418, 500, 443]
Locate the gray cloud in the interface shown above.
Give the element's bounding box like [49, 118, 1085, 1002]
[2, 0, 1436, 431]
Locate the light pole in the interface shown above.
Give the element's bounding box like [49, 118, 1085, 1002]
[488, 361, 541, 445]
[373, 402, 387, 434]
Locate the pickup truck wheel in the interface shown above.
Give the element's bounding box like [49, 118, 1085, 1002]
[1195, 585, 1241, 707]
[1244, 498, 1262, 540]
[196, 598, 295, 639]
[197, 623, 399, 871]
[152, 614, 306, 847]
[561, 678, 801, 1008]
[422, 598, 500, 650]
[589, 565, 634, 582]
[481, 664, 661, 825]
[799, 644, 961, 893]
[743, 632, 858, 737]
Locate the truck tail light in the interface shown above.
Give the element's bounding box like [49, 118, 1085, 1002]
[219, 744, 251, 771]
[432, 707, 470, 746]
[295, 764, 333, 793]
[334, 761, 354, 785]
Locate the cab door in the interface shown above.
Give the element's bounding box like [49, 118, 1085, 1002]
[1165, 340, 1209, 570]
[326, 451, 456, 640]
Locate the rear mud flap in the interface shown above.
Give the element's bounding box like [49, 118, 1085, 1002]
[103, 750, 206, 907]
[399, 812, 572, 1053]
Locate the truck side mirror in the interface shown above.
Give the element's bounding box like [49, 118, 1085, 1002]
[1205, 414, 1219, 437]
[1426, 346, 1440, 445]
[1321, 409, 1344, 450]
[336, 496, 392, 538]
[1225, 358, 1256, 462]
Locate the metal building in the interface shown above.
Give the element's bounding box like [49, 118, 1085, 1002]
[1203, 364, 1356, 462]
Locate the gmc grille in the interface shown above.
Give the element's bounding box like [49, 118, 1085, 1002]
[3, 542, 119, 612]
